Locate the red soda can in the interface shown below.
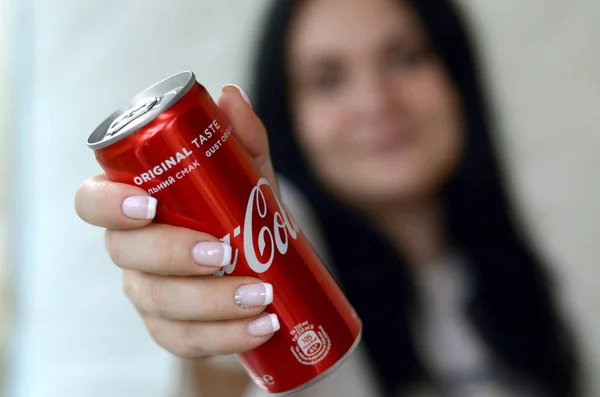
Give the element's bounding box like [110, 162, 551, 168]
[86, 71, 362, 394]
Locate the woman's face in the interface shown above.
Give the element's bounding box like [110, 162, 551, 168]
[287, 0, 464, 206]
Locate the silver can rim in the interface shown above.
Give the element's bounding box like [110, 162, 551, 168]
[86, 70, 196, 150]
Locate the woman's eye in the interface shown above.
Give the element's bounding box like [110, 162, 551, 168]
[390, 48, 428, 70]
[309, 73, 344, 93]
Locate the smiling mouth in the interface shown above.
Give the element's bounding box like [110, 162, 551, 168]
[350, 127, 415, 156]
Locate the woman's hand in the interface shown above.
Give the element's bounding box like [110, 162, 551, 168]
[75, 85, 281, 359]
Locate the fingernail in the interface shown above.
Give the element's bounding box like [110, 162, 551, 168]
[122, 196, 157, 220]
[192, 242, 231, 267]
[235, 283, 273, 309]
[247, 314, 280, 337]
[223, 84, 252, 108]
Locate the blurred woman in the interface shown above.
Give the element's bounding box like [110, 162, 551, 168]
[251, 0, 581, 394]
[75, 0, 579, 396]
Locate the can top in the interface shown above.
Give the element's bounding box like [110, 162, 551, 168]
[87, 71, 196, 150]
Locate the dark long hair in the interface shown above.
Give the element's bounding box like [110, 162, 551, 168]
[250, 0, 579, 395]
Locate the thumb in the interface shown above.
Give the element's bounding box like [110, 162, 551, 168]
[217, 84, 280, 196]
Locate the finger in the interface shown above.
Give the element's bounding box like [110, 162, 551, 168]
[106, 224, 231, 276]
[143, 312, 280, 358]
[123, 271, 274, 321]
[217, 85, 280, 196]
[75, 174, 156, 230]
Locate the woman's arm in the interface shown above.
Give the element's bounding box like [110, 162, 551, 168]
[178, 357, 250, 397]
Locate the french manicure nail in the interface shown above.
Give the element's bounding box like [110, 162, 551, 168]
[223, 84, 252, 108]
[122, 196, 157, 220]
[247, 314, 280, 337]
[192, 242, 231, 267]
[235, 283, 273, 309]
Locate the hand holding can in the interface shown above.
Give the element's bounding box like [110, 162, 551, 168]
[76, 84, 282, 357]
[75, 72, 362, 394]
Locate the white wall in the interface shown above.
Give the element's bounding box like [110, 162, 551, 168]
[0, 0, 12, 389]
[4, 0, 599, 396]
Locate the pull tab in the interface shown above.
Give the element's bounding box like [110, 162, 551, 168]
[107, 96, 160, 137]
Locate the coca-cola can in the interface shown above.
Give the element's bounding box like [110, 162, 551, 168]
[86, 71, 362, 394]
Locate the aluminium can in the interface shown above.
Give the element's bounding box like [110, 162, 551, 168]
[87, 71, 362, 394]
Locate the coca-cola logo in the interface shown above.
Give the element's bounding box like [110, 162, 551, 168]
[214, 177, 300, 276]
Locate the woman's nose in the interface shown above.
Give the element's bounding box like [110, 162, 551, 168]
[347, 71, 402, 120]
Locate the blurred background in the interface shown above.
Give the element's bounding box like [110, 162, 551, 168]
[0, 0, 598, 396]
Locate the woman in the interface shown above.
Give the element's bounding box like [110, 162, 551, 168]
[75, 0, 579, 396]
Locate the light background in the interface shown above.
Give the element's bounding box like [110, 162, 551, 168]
[1, 0, 598, 396]
[0, 0, 12, 389]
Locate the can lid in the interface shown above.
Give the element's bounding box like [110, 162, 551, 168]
[87, 71, 196, 150]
